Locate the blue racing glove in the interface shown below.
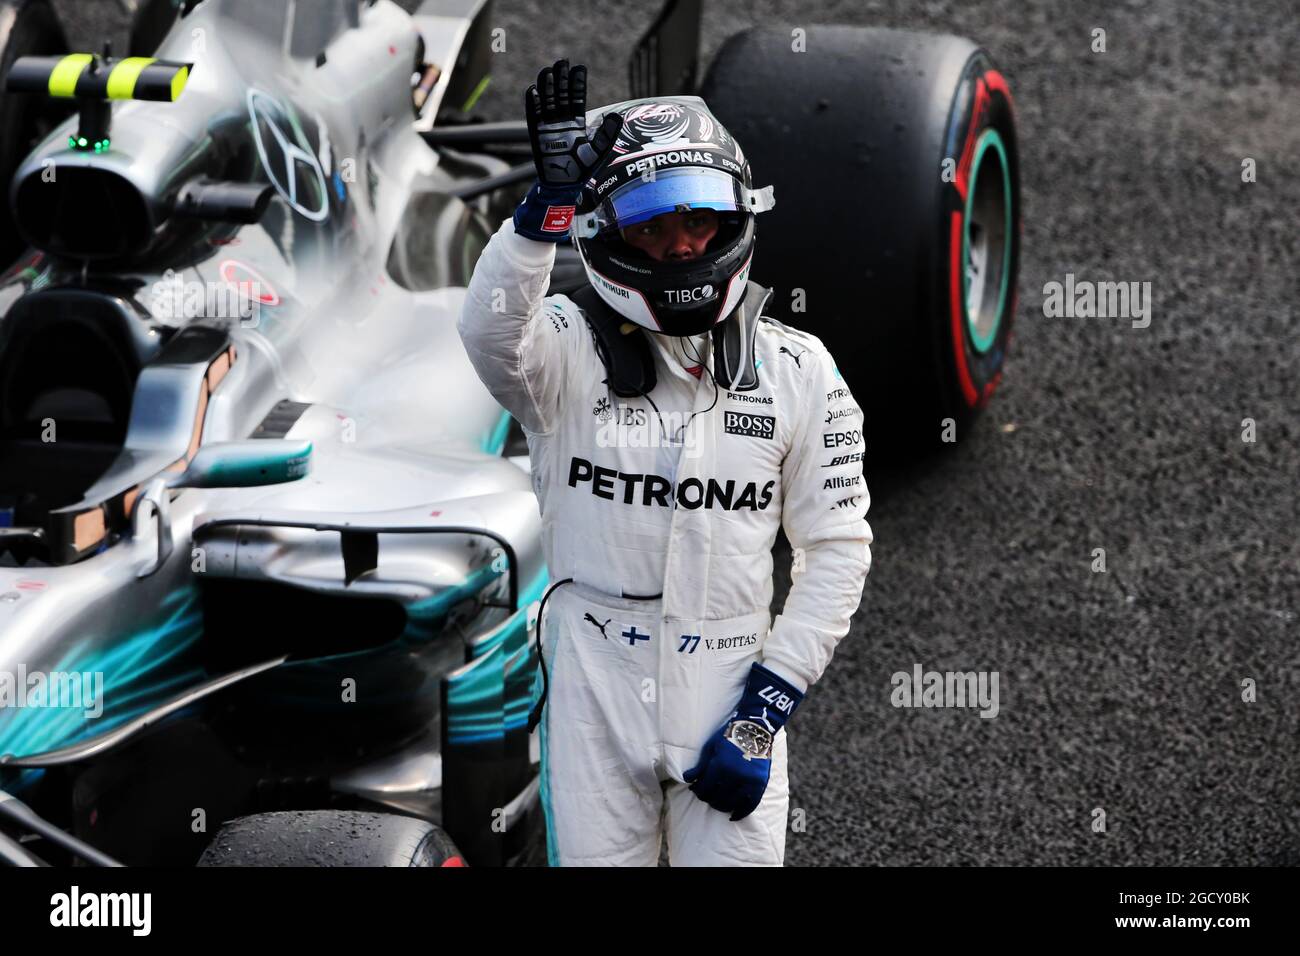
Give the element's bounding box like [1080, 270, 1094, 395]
[515, 59, 623, 241]
[684, 663, 805, 821]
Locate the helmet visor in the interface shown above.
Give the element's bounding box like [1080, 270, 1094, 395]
[603, 167, 746, 230]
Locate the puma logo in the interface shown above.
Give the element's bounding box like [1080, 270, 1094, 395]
[583, 612, 611, 639]
[779, 346, 805, 368]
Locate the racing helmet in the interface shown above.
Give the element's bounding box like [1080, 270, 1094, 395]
[571, 96, 775, 337]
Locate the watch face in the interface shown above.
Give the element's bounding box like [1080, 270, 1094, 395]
[727, 720, 773, 759]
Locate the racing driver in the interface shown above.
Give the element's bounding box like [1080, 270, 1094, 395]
[457, 60, 872, 866]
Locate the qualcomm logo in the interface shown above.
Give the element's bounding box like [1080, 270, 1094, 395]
[246, 88, 330, 222]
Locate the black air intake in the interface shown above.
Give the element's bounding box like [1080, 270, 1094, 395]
[13, 166, 153, 258]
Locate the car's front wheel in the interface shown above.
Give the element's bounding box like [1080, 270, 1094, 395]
[197, 810, 465, 867]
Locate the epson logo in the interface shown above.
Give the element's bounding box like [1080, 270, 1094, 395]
[822, 429, 863, 448]
[666, 284, 714, 304]
[724, 411, 775, 440]
[597, 174, 617, 192]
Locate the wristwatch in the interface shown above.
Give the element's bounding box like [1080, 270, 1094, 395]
[724, 720, 774, 760]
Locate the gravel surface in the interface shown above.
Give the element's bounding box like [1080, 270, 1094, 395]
[54, 0, 1299, 865]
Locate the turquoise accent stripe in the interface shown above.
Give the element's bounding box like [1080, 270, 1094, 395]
[482, 410, 512, 455]
[5, 767, 45, 793]
[444, 640, 504, 744]
[963, 127, 1012, 354]
[405, 563, 502, 619]
[525, 567, 557, 862]
[0, 587, 203, 761]
[437, 559, 556, 858]
[536, 658, 558, 866]
[444, 600, 534, 742]
[519, 566, 549, 610]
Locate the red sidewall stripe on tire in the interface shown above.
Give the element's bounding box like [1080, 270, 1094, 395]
[982, 69, 1014, 120]
[948, 209, 979, 407]
[948, 67, 1015, 410]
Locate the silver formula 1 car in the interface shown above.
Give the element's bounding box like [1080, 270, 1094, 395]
[0, 0, 1018, 866]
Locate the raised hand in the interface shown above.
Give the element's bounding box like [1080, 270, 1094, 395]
[525, 59, 623, 188]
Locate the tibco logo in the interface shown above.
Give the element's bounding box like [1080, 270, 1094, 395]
[666, 284, 714, 304]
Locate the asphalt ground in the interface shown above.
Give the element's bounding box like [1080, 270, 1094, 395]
[61, 0, 1299, 865]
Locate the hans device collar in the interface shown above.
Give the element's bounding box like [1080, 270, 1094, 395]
[567, 281, 772, 397]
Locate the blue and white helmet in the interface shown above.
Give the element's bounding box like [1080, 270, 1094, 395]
[571, 96, 775, 336]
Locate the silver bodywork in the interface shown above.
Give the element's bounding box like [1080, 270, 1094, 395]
[0, 0, 546, 856]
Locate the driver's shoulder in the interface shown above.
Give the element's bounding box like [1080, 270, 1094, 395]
[755, 315, 831, 363]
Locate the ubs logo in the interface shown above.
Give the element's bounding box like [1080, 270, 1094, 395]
[247, 89, 330, 222]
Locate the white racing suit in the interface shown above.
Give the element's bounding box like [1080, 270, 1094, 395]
[458, 220, 872, 865]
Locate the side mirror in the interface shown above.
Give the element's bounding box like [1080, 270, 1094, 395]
[169, 440, 312, 489]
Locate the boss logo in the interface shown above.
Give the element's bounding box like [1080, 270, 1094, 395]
[666, 284, 714, 304]
[724, 411, 775, 440]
